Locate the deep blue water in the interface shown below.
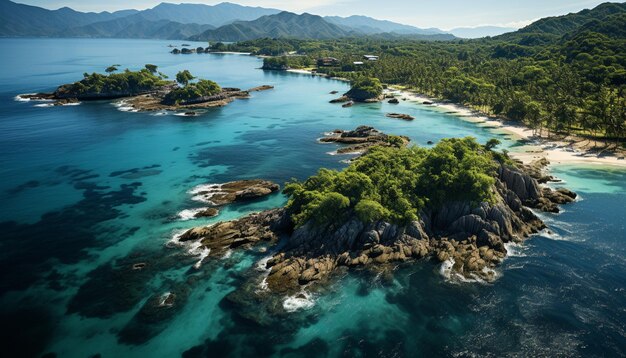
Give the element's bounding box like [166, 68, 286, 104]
[0, 38, 624, 357]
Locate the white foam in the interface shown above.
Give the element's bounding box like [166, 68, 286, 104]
[256, 256, 272, 272]
[283, 291, 315, 312]
[255, 256, 272, 293]
[174, 112, 201, 117]
[438, 258, 496, 284]
[177, 207, 214, 221]
[188, 183, 226, 203]
[504, 242, 527, 257]
[438, 258, 455, 280]
[15, 95, 32, 102]
[258, 277, 269, 291]
[158, 292, 174, 307]
[166, 229, 189, 247]
[222, 249, 233, 259]
[34, 103, 54, 107]
[166, 228, 213, 268]
[540, 228, 567, 241]
[15, 94, 54, 102]
[193, 247, 211, 269]
[113, 100, 139, 112]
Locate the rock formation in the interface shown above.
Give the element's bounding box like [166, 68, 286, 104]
[319, 126, 410, 154]
[191, 179, 280, 206]
[178, 159, 574, 294]
[386, 113, 415, 120]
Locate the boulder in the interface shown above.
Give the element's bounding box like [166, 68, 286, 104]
[329, 96, 349, 103]
[193, 208, 219, 218]
[386, 113, 415, 120]
[192, 179, 280, 206]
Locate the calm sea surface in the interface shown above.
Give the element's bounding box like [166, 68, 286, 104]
[0, 38, 624, 357]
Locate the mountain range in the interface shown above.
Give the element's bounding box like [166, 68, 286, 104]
[448, 26, 517, 39]
[0, 0, 518, 40]
[498, 1, 626, 42]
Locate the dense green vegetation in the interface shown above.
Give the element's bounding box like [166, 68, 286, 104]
[162, 71, 221, 105]
[55, 65, 170, 98]
[231, 2, 626, 141]
[284, 137, 501, 227]
[262, 56, 314, 70]
[346, 77, 383, 101]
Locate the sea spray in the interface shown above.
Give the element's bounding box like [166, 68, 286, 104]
[177, 207, 214, 221]
[283, 291, 315, 312]
[188, 183, 225, 204]
[504, 242, 527, 257]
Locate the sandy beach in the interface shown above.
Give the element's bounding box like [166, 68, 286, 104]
[388, 88, 626, 168]
[277, 69, 626, 169]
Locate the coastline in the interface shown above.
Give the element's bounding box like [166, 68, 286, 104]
[285, 68, 351, 82]
[388, 88, 626, 168]
[279, 67, 626, 168]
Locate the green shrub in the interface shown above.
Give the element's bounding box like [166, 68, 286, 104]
[285, 137, 500, 227]
[162, 79, 221, 105]
[355, 200, 389, 223]
[55, 66, 170, 97]
[345, 77, 383, 101]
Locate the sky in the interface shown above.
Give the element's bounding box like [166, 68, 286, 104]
[14, 0, 614, 29]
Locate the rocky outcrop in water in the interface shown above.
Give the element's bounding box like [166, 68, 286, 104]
[497, 159, 576, 213]
[178, 209, 289, 258]
[319, 126, 410, 155]
[329, 95, 350, 103]
[386, 113, 415, 120]
[179, 159, 573, 294]
[191, 179, 280, 206]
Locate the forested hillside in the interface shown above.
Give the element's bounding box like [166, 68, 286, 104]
[232, 2, 626, 140]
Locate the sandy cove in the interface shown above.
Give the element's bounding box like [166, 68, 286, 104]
[388, 88, 626, 168]
[278, 69, 625, 168]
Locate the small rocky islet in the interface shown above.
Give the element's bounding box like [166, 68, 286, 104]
[184, 179, 281, 219]
[174, 133, 576, 299]
[319, 125, 410, 155]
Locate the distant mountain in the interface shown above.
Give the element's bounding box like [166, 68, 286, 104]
[325, 15, 444, 35]
[494, 2, 626, 45]
[190, 11, 355, 41]
[449, 26, 516, 39]
[61, 17, 214, 40]
[130, 2, 281, 27]
[0, 0, 138, 37]
[516, 1, 626, 36]
[0, 0, 279, 38]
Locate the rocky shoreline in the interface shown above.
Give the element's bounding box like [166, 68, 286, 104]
[183, 179, 280, 220]
[176, 156, 575, 295]
[18, 85, 273, 112]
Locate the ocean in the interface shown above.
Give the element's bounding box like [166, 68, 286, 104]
[0, 38, 624, 357]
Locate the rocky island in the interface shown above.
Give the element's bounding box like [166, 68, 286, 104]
[320, 125, 410, 155]
[18, 65, 273, 112]
[183, 179, 280, 219]
[330, 76, 384, 103]
[175, 137, 576, 294]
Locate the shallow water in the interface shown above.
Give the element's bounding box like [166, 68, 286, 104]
[0, 38, 624, 357]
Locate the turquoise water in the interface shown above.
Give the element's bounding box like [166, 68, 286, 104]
[0, 38, 624, 357]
